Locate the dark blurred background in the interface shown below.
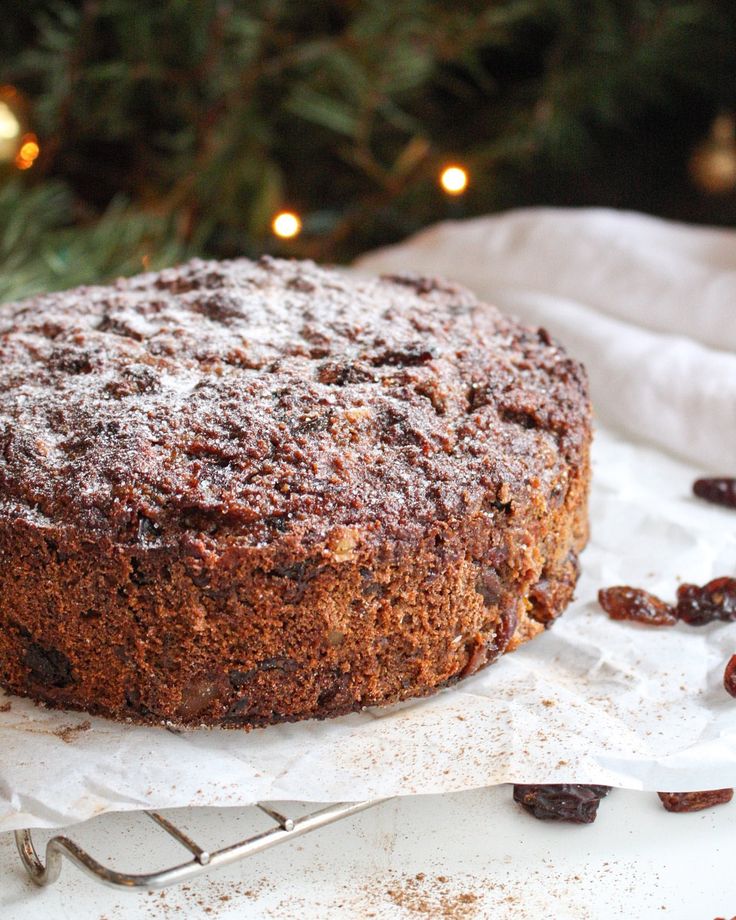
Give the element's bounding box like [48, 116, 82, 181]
[1, 0, 735, 301]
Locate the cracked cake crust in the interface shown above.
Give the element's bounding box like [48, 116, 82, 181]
[0, 256, 591, 728]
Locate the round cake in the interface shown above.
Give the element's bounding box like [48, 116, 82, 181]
[0, 257, 591, 728]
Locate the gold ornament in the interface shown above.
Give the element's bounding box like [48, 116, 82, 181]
[689, 113, 736, 195]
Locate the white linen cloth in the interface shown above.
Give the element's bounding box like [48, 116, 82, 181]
[356, 207, 736, 472]
[2, 208, 736, 832]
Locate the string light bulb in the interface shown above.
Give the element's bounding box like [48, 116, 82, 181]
[0, 92, 22, 163]
[272, 210, 302, 239]
[690, 113, 736, 195]
[0, 86, 37, 169]
[15, 134, 39, 170]
[439, 164, 469, 196]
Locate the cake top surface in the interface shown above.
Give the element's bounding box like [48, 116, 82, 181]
[0, 256, 589, 553]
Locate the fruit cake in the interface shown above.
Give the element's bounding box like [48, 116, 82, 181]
[0, 257, 591, 728]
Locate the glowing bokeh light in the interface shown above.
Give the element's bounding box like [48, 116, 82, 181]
[0, 100, 21, 162]
[272, 211, 302, 239]
[15, 134, 39, 170]
[439, 164, 469, 195]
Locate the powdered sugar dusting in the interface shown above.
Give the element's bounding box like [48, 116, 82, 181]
[0, 256, 587, 548]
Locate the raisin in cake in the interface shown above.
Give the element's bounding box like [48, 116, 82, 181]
[0, 257, 591, 728]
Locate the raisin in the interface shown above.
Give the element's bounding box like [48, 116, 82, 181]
[693, 477, 736, 509]
[267, 559, 321, 604]
[530, 577, 565, 627]
[675, 577, 736, 625]
[223, 695, 252, 721]
[460, 601, 518, 679]
[177, 673, 228, 721]
[24, 642, 74, 689]
[124, 687, 153, 717]
[492, 600, 519, 655]
[460, 636, 489, 678]
[513, 784, 611, 824]
[228, 657, 298, 691]
[360, 572, 386, 599]
[229, 669, 257, 688]
[316, 669, 351, 708]
[191, 571, 211, 588]
[475, 566, 502, 607]
[598, 586, 677, 626]
[657, 789, 733, 812]
[724, 655, 736, 698]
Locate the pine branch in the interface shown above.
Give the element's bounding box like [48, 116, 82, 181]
[0, 181, 185, 303]
[0, 0, 732, 282]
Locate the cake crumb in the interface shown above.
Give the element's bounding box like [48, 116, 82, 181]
[53, 720, 91, 743]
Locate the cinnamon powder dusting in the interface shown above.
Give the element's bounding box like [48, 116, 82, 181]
[386, 874, 480, 918]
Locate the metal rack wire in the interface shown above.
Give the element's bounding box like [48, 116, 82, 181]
[14, 798, 390, 890]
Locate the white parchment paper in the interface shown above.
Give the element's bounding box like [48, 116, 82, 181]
[3, 208, 736, 832]
[2, 424, 735, 832]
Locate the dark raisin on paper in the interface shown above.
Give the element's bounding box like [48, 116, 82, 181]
[598, 578, 736, 627]
[657, 789, 733, 813]
[512, 784, 612, 824]
[597, 586, 677, 626]
[693, 477, 736, 510]
[675, 577, 736, 626]
[723, 655, 736, 698]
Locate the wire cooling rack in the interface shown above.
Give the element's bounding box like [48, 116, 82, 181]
[14, 798, 390, 890]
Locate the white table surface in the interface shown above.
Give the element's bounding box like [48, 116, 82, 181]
[1, 786, 734, 919]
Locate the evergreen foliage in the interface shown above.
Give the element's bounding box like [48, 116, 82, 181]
[1, 1, 734, 300]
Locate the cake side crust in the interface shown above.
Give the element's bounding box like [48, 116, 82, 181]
[0, 432, 589, 728]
